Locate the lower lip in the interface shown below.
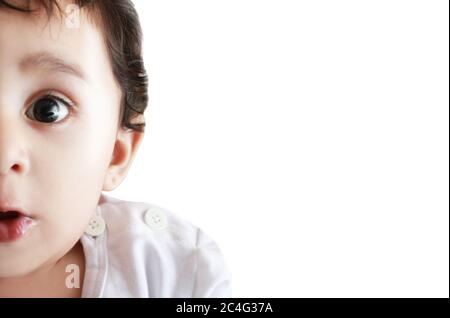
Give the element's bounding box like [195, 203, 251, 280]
[0, 215, 36, 243]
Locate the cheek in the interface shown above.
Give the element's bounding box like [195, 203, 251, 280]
[33, 128, 112, 186]
[27, 130, 112, 253]
[31, 102, 117, 180]
[29, 121, 116, 222]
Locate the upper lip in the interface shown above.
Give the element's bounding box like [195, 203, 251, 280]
[0, 204, 32, 218]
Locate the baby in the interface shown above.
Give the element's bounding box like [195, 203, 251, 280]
[0, 0, 231, 297]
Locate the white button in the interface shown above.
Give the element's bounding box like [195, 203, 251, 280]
[145, 208, 168, 230]
[84, 214, 106, 237]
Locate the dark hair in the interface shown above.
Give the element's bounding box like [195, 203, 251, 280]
[0, 0, 148, 133]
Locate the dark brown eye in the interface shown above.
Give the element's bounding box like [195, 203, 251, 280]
[26, 96, 70, 124]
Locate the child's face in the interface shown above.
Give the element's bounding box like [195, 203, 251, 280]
[0, 3, 143, 277]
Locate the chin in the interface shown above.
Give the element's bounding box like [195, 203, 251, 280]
[0, 257, 43, 279]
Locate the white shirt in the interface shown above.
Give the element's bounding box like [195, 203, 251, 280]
[79, 193, 232, 298]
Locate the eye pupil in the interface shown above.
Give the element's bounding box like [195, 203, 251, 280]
[34, 98, 60, 123]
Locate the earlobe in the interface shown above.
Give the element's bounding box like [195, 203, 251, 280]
[103, 172, 119, 192]
[102, 129, 145, 192]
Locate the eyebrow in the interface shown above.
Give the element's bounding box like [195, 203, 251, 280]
[19, 51, 88, 82]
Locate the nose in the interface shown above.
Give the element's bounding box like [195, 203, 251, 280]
[0, 112, 29, 177]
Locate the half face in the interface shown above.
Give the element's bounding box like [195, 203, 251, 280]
[0, 2, 122, 277]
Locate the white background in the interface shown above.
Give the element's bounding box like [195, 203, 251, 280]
[110, 0, 449, 297]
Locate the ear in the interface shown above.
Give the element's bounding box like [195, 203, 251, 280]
[102, 128, 145, 191]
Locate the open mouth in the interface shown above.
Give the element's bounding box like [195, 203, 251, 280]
[0, 211, 36, 242]
[0, 211, 21, 220]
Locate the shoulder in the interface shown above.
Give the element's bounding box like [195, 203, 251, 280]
[98, 193, 232, 298]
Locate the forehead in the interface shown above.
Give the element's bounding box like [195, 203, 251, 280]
[0, 3, 112, 87]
